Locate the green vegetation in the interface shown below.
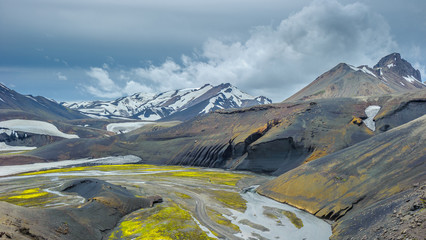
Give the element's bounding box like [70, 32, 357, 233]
[175, 192, 191, 199]
[263, 206, 304, 229]
[0, 187, 55, 207]
[238, 219, 270, 232]
[108, 203, 214, 240]
[209, 190, 247, 212]
[282, 210, 304, 229]
[20, 164, 197, 176]
[159, 170, 251, 186]
[207, 208, 240, 233]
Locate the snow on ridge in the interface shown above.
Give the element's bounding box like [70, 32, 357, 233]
[360, 66, 377, 78]
[348, 64, 359, 72]
[363, 105, 381, 131]
[403, 75, 420, 83]
[0, 119, 79, 139]
[65, 83, 268, 120]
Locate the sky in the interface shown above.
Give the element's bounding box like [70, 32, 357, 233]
[0, 0, 425, 102]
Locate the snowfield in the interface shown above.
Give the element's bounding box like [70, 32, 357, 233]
[0, 155, 142, 177]
[363, 105, 381, 131]
[106, 121, 155, 134]
[0, 142, 36, 152]
[0, 119, 79, 139]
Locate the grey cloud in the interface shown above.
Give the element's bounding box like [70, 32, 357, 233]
[86, 0, 396, 102]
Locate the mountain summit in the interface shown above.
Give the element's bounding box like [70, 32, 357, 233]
[0, 83, 86, 120]
[63, 83, 271, 121]
[285, 53, 425, 102]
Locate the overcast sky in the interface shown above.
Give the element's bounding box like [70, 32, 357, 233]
[1, 0, 425, 102]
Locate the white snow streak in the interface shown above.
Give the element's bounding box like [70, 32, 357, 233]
[403, 75, 420, 83]
[106, 122, 154, 134]
[0, 142, 36, 152]
[363, 105, 381, 131]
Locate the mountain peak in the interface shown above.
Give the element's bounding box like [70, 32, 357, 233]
[374, 52, 421, 81]
[285, 53, 425, 102]
[64, 83, 271, 121]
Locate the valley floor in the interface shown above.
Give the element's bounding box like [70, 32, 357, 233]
[0, 159, 331, 240]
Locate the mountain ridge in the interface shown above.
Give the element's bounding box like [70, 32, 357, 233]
[285, 53, 425, 102]
[0, 83, 86, 121]
[63, 83, 272, 121]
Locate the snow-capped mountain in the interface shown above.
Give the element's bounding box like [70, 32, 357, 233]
[63, 83, 272, 121]
[286, 53, 425, 102]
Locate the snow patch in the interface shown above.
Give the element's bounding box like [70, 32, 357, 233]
[387, 63, 395, 68]
[106, 121, 155, 134]
[348, 64, 359, 71]
[0, 142, 36, 152]
[403, 75, 420, 83]
[400, 82, 405, 86]
[0, 119, 79, 139]
[0, 155, 142, 177]
[363, 105, 381, 131]
[360, 66, 376, 77]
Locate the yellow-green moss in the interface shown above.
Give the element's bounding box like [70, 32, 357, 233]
[282, 210, 304, 229]
[161, 170, 250, 186]
[108, 203, 214, 240]
[175, 192, 192, 199]
[20, 164, 197, 176]
[0, 187, 55, 207]
[209, 190, 246, 212]
[207, 208, 240, 233]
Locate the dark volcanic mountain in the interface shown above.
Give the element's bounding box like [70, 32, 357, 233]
[63, 83, 271, 121]
[286, 53, 425, 102]
[258, 114, 426, 240]
[0, 83, 86, 121]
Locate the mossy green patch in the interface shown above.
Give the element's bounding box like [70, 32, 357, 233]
[0, 187, 55, 207]
[160, 170, 250, 186]
[209, 190, 246, 212]
[19, 164, 197, 176]
[263, 206, 303, 229]
[282, 210, 304, 229]
[207, 207, 240, 233]
[108, 203, 214, 240]
[175, 192, 192, 199]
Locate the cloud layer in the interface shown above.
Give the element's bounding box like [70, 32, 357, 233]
[85, 0, 397, 101]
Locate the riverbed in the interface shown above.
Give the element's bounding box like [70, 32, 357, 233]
[0, 157, 332, 240]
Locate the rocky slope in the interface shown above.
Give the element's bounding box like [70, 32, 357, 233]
[286, 53, 425, 102]
[25, 90, 426, 175]
[257, 115, 426, 240]
[63, 83, 271, 121]
[0, 178, 162, 240]
[0, 83, 86, 121]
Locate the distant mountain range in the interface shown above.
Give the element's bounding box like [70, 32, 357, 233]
[0, 83, 86, 121]
[62, 83, 272, 121]
[286, 53, 425, 102]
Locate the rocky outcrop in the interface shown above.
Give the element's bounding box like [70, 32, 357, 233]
[0, 178, 161, 240]
[374, 52, 421, 80]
